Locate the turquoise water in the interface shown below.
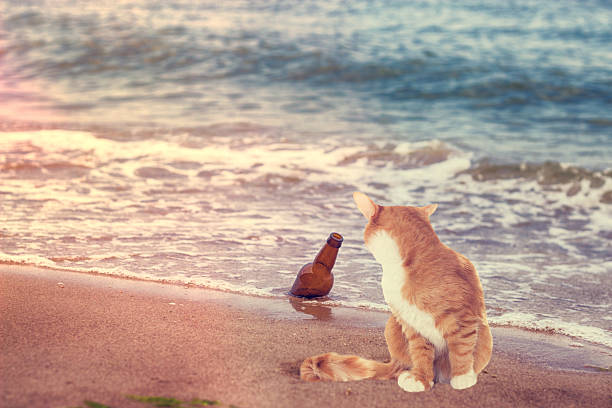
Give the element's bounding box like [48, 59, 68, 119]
[0, 1, 611, 346]
[1, 0, 611, 167]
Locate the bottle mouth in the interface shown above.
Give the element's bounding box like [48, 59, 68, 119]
[327, 232, 343, 247]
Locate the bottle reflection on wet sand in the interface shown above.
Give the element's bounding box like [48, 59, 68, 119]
[288, 296, 333, 320]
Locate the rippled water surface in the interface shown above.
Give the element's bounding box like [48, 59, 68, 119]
[0, 0, 611, 346]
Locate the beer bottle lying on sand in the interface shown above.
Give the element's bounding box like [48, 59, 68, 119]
[290, 232, 343, 298]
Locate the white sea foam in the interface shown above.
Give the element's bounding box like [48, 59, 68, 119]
[0, 253, 276, 298]
[489, 312, 612, 348]
[4, 251, 611, 348]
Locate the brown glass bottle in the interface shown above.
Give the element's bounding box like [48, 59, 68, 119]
[290, 232, 343, 298]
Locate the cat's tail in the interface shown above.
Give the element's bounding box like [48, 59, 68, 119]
[300, 352, 404, 382]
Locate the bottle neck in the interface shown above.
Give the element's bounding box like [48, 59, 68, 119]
[314, 243, 340, 270]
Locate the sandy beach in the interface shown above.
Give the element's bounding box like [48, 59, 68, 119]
[1, 265, 611, 408]
[2, 2, 612, 407]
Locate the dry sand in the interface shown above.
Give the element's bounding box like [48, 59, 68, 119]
[1, 265, 611, 408]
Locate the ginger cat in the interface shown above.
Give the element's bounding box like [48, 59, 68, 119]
[300, 192, 492, 392]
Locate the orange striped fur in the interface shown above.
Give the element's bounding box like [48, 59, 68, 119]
[300, 192, 492, 391]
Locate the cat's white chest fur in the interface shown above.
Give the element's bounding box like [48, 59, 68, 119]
[367, 230, 446, 352]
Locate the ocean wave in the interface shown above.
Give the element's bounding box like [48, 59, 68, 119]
[386, 72, 612, 106]
[338, 140, 455, 169]
[3, 2, 610, 110]
[0, 160, 91, 179]
[489, 312, 612, 348]
[2, 129, 609, 207]
[461, 161, 612, 204]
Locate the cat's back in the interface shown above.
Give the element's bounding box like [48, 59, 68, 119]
[371, 205, 485, 313]
[415, 244, 485, 313]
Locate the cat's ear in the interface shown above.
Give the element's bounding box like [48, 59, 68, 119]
[353, 192, 378, 219]
[422, 203, 438, 217]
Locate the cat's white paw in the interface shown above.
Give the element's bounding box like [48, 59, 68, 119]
[450, 369, 477, 390]
[397, 371, 433, 392]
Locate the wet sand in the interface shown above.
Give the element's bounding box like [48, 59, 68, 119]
[1, 265, 611, 408]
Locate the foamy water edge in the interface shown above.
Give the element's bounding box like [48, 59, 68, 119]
[2, 257, 610, 349]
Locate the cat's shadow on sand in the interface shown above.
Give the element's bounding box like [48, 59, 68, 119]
[288, 295, 333, 321]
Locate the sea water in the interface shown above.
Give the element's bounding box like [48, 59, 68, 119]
[1, 0, 611, 347]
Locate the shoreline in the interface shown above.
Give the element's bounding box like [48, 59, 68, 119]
[2, 256, 610, 350]
[3, 263, 611, 370]
[1, 265, 611, 407]
[3, 265, 612, 371]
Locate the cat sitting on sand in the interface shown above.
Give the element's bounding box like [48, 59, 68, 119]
[300, 192, 492, 392]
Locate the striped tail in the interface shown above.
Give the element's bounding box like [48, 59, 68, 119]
[300, 352, 404, 382]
